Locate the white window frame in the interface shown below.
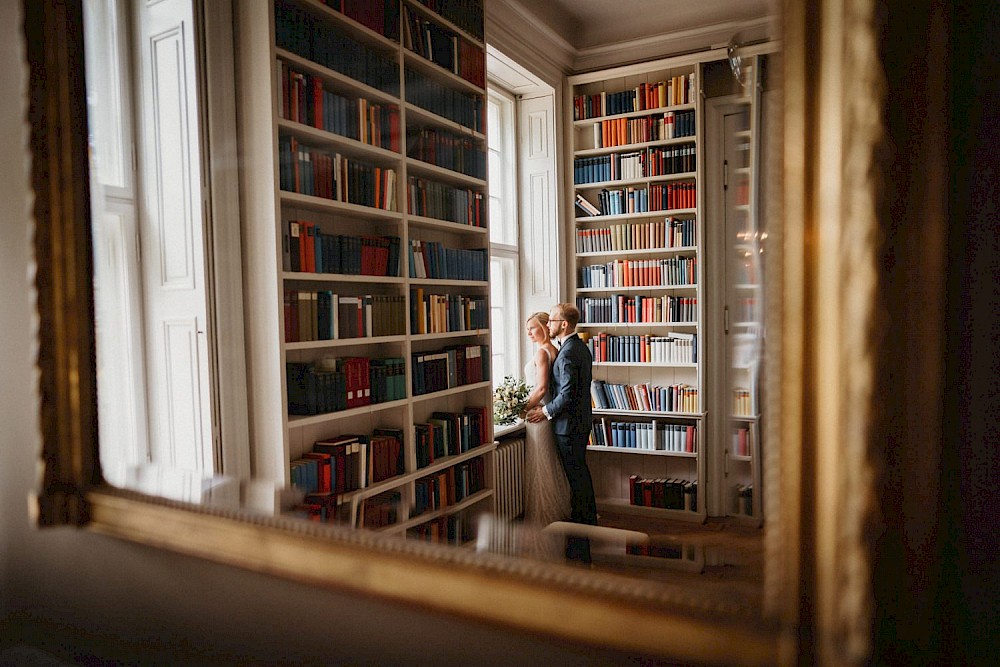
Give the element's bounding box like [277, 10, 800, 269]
[84, 0, 248, 503]
[488, 85, 522, 387]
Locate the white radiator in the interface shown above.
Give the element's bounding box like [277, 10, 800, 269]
[493, 437, 525, 520]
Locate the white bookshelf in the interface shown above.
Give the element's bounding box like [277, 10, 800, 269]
[235, 0, 494, 542]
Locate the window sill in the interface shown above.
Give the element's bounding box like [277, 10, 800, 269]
[493, 421, 526, 440]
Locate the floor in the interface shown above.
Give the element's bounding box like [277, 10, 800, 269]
[590, 511, 766, 618]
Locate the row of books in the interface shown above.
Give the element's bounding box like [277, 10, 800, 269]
[401, 5, 485, 88]
[575, 217, 697, 253]
[590, 419, 697, 453]
[591, 380, 699, 414]
[573, 145, 696, 184]
[283, 291, 406, 342]
[578, 256, 697, 289]
[407, 510, 476, 545]
[414, 406, 490, 467]
[290, 429, 404, 496]
[578, 183, 697, 217]
[588, 110, 696, 149]
[407, 176, 485, 226]
[574, 151, 643, 185]
[629, 475, 698, 512]
[286, 357, 406, 415]
[283, 222, 400, 277]
[324, 0, 400, 41]
[573, 74, 697, 120]
[594, 187, 648, 216]
[408, 239, 488, 281]
[413, 457, 486, 515]
[292, 492, 350, 524]
[407, 127, 486, 178]
[360, 489, 402, 529]
[404, 68, 484, 133]
[274, 1, 399, 95]
[733, 388, 755, 416]
[650, 182, 697, 211]
[410, 289, 488, 334]
[577, 294, 698, 324]
[648, 145, 697, 177]
[279, 62, 400, 151]
[413, 0, 484, 41]
[278, 136, 398, 210]
[411, 343, 488, 396]
[732, 425, 752, 457]
[586, 332, 697, 364]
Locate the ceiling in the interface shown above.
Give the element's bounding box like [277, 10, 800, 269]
[512, 0, 776, 51]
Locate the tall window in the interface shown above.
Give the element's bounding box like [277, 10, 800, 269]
[488, 86, 520, 386]
[84, 0, 248, 499]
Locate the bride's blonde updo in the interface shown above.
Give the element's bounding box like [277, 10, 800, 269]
[527, 311, 549, 327]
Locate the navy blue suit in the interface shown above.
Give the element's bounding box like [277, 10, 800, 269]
[545, 333, 598, 526]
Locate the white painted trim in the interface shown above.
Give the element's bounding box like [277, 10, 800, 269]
[201, 0, 251, 481]
[486, 0, 574, 84]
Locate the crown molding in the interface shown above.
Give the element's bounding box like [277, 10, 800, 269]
[486, 0, 575, 84]
[572, 16, 779, 73]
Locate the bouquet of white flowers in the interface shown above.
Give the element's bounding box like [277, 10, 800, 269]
[493, 375, 530, 425]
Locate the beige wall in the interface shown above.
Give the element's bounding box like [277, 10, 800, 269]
[0, 3, 643, 663]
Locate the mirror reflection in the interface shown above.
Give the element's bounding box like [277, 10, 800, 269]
[86, 0, 778, 612]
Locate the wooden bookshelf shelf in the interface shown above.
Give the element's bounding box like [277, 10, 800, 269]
[279, 191, 404, 219]
[277, 119, 402, 161]
[572, 102, 697, 127]
[405, 158, 487, 188]
[576, 246, 697, 258]
[404, 103, 485, 139]
[281, 272, 405, 283]
[276, 48, 401, 104]
[587, 446, 698, 458]
[406, 214, 488, 235]
[576, 284, 697, 293]
[575, 208, 697, 223]
[285, 335, 408, 351]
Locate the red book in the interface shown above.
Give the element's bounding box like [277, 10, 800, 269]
[284, 290, 298, 342]
[629, 474, 640, 505]
[359, 357, 371, 406]
[389, 106, 400, 152]
[280, 62, 289, 119]
[314, 436, 359, 492]
[297, 221, 309, 272]
[686, 425, 696, 453]
[302, 452, 332, 492]
[311, 75, 323, 129]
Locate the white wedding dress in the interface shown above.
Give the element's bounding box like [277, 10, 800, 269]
[523, 348, 572, 525]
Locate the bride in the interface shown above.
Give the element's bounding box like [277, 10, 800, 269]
[521, 311, 571, 525]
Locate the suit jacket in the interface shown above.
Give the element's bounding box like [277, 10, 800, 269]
[545, 333, 593, 437]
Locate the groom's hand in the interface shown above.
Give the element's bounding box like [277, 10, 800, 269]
[525, 407, 545, 423]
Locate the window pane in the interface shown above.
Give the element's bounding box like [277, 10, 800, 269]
[487, 90, 517, 247]
[490, 256, 518, 386]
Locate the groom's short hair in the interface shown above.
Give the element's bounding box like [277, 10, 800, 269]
[554, 303, 580, 328]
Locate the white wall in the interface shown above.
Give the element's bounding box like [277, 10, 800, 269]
[0, 3, 642, 664]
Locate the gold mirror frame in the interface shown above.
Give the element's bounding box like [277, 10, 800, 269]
[26, 0, 900, 662]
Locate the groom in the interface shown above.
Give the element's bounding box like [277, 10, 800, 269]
[526, 303, 598, 527]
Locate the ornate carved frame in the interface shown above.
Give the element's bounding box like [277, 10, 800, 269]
[26, 0, 887, 663]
